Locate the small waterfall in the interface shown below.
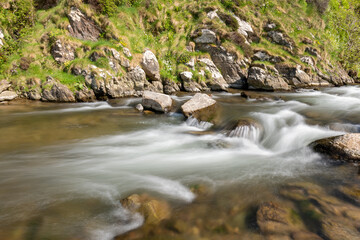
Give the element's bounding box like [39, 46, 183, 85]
[228, 125, 262, 142]
[186, 116, 213, 130]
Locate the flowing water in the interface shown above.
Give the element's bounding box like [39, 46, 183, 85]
[0, 86, 359, 239]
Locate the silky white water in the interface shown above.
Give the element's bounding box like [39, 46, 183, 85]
[0, 86, 359, 239]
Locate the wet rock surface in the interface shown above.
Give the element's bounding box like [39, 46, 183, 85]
[181, 93, 218, 123]
[312, 133, 360, 162]
[142, 91, 173, 113]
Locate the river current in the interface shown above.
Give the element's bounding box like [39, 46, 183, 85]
[0, 86, 359, 239]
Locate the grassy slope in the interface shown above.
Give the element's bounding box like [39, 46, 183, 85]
[0, 0, 356, 92]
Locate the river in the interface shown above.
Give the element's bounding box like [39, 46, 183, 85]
[0, 86, 359, 239]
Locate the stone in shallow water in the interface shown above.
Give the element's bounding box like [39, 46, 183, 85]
[181, 93, 218, 123]
[312, 133, 360, 162]
[142, 91, 173, 113]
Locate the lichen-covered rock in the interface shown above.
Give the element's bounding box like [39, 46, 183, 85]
[163, 79, 180, 95]
[305, 47, 321, 59]
[0, 80, 11, 93]
[253, 50, 284, 64]
[142, 91, 173, 113]
[141, 50, 160, 81]
[233, 15, 253, 38]
[198, 45, 246, 89]
[194, 29, 217, 44]
[312, 133, 360, 162]
[67, 7, 101, 41]
[75, 88, 96, 102]
[276, 64, 312, 88]
[181, 93, 218, 123]
[123, 47, 132, 58]
[180, 71, 202, 92]
[41, 77, 75, 102]
[268, 31, 292, 49]
[0, 91, 18, 101]
[247, 67, 290, 91]
[198, 58, 228, 91]
[51, 39, 76, 64]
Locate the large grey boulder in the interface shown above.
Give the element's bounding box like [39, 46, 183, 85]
[141, 50, 160, 81]
[163, 79, 180, 95]
[199, 46, 246, 89]
[142, 91, 173, 113]
[75, 89, 96, 102]
[181, 93, 218, 123]
[248, 67, 290, 91]
[51, 39, 76, 64]
[67, 7, 101, 41]
[41, 77, 75, 102]
[0, 91, 17, 101]
[312, 133, 360, 162]
[194, 29, 217, 44]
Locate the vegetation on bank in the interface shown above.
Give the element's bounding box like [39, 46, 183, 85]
[0, 0, 359, 91]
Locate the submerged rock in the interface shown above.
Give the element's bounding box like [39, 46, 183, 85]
[142, 91, 173, 113]
[181, 93, 218, 123]
[0, 91, 17, 101]
[121, 194, 170, 225]
[256, 202, 299, 235]
[312, 133, 360, 162]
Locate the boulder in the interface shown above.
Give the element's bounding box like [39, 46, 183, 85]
[197, 45, 246, 89]
[123, 47, 132, 58]
[194, 29, 217, 44]
[41, 77, 75, 102]
[305, 47, 321, 58]
[51, 39, 76, 64]
[141, 50, 160, 81]
[267, 31, 292, 49]
[233, 15, 253, 38]
[127, 66, 147, 91]
[198, 58, 229, 91]
[312, 133, 360, 162]
[0, 80, 11, 93]
[75, 89, 96, 102]
[207, 9, 219, 19]
[0, 91, 18, 101]
[142, 91, 173, 113]
[180, 71, 202, 92]
[247, 67, 290, 91]
[300, 56, 315, 68]
[121, 194, 170, 225]
[163, 79, 180, 95]
[253, 50, 284, 64]
[276, 64, 312, 88]
[67, 7, 101, 41]
[181, 93, 218, 123]
[135, 104, 144, 112]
